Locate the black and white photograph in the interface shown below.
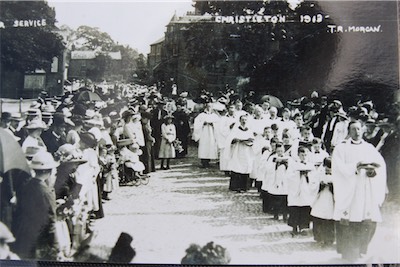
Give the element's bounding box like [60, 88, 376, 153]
[0, 0, 399, 265]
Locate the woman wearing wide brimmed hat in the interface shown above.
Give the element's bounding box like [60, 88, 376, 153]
[54, 144, 87, 200]
[21, 119, 48, 154]
[158, 114, 176, 170]
[13, 151, 59, 260]
[123, 111, 145, 148]
[76, 132, 102, 218]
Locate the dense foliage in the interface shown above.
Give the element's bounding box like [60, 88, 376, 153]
[0, 1, 65, 72]
[183, 1, 338, 100]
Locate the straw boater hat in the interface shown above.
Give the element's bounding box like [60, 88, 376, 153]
[30, 101, 41, 109]
[41, 112, 54, 120]
[10, 113, 24, 121]
[41, 104, 56, 113]
[30, 151, 60, 170]
[27, 108, 41, 117]
[117, 138, 133, 147]
[25, 119, 47, 130]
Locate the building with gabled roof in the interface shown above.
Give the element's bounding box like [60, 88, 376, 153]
[68, 50, 122, 81]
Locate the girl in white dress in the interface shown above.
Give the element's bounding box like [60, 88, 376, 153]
[159, 115, 176, 170]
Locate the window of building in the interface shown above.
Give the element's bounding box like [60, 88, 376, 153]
[24, 75, 46, 90]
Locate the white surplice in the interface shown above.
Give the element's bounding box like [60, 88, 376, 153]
[331, 139, 386, 222]
[193, 111, 220, 160]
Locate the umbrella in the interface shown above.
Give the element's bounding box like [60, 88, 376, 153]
[260, 95, 284, 108]
[77, 91, 102, 102]
[0, 128, 30, 175]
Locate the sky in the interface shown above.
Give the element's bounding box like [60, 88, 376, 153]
[47, 0, 195, 55]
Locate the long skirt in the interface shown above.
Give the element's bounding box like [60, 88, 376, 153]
[312, 217, 335, 244]
[159, 138, 176, 159]
[335, 220, 376, 261]
[229, 172, 249, 192]
[288, 206, 311, 230]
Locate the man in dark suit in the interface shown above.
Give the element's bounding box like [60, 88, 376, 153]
[173, 101, 191, 157]
[150, 101, 167, 159]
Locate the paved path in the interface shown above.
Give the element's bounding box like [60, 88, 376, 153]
[83, 146, 400, 264]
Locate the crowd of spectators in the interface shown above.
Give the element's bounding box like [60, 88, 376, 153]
[0, 81, 398, 262]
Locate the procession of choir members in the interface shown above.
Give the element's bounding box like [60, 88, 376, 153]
[192, 93, 391, 261]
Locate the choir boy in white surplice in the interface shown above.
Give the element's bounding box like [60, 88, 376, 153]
[311, 157, 335, 246]
[268, 107, 281, 130]
[261, 101, 271, 118]
[218, 103, 237, 173]
[331, 120, 386, 261]
[265, 143, 293, 221]
[279, 108, 297, 140]
[193, 102, 220, 168]
[251, 126, 272, 188]
[254, 128, 273, 192]
[309, 138, 329, 169]
[260, 137, 280, 213]
[226, 115, 254, 192]
[291, 113, 304, 141]
[287, 146, 319, 235]
[291, 126, 314, 161]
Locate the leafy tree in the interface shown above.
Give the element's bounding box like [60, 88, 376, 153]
[0, 1, 65, 72]
[134, 53, 148, 83]
[117, 45, 139, 81]
[75, 25, 115, 51]
[183, 0, 338, 100]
